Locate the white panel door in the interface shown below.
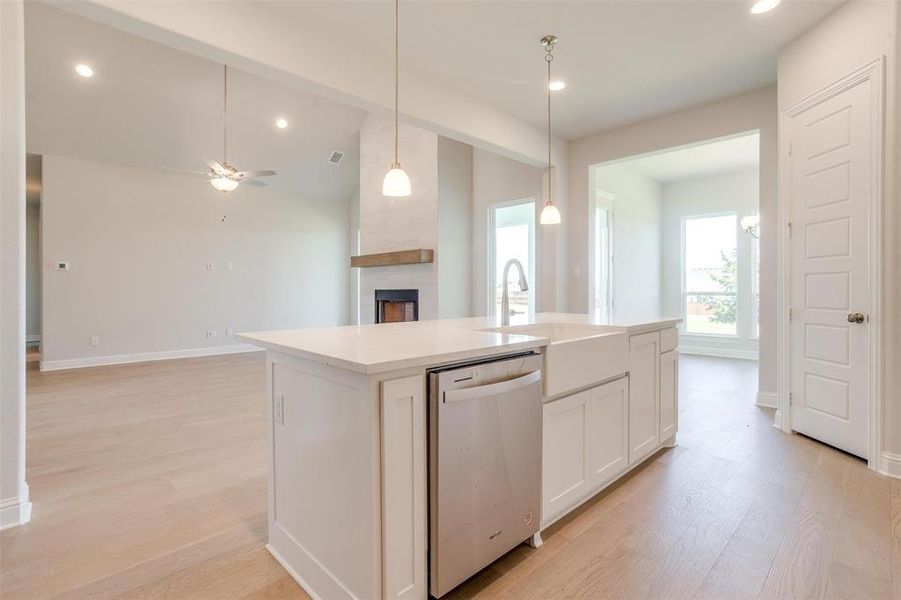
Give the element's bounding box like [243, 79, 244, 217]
[659, 350, 678, 442]
[628, 332, 660, 464]
[789, 78, 872, 459]
[586, 377, 629, 487]
[541, 390, 588, 523]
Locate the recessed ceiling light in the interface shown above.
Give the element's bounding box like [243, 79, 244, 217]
[750, 0, 780, 14]
[74, 63, 94, 78]
[549, 80, 566, 91]
[275, 118, 288, 129]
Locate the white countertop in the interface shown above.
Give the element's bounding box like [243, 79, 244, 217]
[237, 313, 680, 375]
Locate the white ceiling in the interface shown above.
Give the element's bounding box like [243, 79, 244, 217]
[258, 0, 841, 139]
[616, 132, 760, 183]
[24, 2, 367, 202]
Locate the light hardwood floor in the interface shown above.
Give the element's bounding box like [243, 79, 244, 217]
[1, 353, 898, 599]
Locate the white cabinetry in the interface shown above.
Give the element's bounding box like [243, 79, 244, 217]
[659, 350, 678, 442]
[541, 377, 628, 526]
[380, 375, 427, 600]
[628, 331, 660, 465]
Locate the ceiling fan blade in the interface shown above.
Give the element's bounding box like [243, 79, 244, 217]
[160, 166, 210, 177]
[234, 169, 276, 180]
[242, 178, 269, 187]
[203, 158, 228, 175]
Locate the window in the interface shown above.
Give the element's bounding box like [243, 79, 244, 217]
[683, 214, 737, 335]
[593, 206, 613, 321]
[489, 200, 535, 317]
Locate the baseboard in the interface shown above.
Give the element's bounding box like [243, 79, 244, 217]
[0, 484, 32, 530]
[39, 344, 263, 372]
[679, 346, 759, 361]
[772, 408, 784, 430]
[756, 391, 778, 408]
[878, 452, 901, 479]
[266, 544, 323, 600]
[25, 334, 40, 343]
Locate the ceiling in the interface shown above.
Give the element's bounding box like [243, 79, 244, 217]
[24, 2, 367, 202]
[258, 0, 841, 139]
[615, 132, 760, 183]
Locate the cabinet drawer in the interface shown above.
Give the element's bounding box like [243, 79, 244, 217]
[660, 327, 679, 353]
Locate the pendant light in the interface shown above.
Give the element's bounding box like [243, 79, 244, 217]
[382, 0, 412, 197]
[539, 35, 561, 225]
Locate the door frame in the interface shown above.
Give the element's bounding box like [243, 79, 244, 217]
[777, 58, 885, 471]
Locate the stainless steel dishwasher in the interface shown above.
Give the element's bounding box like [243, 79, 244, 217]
[428, 352, 543, 598]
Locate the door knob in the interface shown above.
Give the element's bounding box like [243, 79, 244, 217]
[847, 312, 866, 324]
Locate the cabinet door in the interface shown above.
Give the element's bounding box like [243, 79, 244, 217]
[586, 377, 629, 487]
[381, 375, 426, 600]
[542, 390, 589, 523]
[629, 331, 660, 465]
[659, 350, 678, 442]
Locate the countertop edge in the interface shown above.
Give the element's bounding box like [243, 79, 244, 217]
[234, 334, 550, 375]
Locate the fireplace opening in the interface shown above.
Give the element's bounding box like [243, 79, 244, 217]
[375, 289, 419, 324]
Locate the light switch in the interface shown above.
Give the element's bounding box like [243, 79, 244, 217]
[55, 261, 70, 271]
[207, 262, 215, 271]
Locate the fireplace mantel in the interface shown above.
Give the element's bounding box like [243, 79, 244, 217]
[350, 249, 434, 268]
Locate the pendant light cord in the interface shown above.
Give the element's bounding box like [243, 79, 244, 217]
[394, 0, 399, 167]
[223, 64, 228, 165]
[547, 52, 552, 204]
[544, 39, 554, 206]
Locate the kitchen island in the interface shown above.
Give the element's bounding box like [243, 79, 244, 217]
[238, 313, 680, 600]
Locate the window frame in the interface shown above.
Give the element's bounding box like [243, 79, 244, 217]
[681, 211, 740, 338]
[588, 188, 616, 322]
[487, 198, 537, 317]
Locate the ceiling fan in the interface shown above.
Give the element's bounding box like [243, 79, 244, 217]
[166, 65, 276, 192]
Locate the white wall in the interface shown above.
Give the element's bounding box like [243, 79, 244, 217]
[25, 202, 40, 340]
[568, 87, 777, 395]
[437, 137, 473, 319]
[40, 155, 351, 368]
[471, 148, 544, 316]
[662, 168, 759, 358]
[0, 0, 31, 529]
[777, 0, 899, 459]
[590, 164, 662, 322]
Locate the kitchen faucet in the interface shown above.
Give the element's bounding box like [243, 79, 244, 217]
[501, 258, 529, 326]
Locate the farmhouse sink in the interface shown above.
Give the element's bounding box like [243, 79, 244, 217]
[481, 323, 629, 398]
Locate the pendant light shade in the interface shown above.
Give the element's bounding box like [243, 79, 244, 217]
[540, 35, 561, 225]
[540, 203, 561, 225]
[382, 165, 412, 196]
[383, 0, 412, 197]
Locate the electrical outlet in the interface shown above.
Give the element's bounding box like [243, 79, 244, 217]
[226, 328, 234, 337]
[90, 336, 100, 347]
[207, 262, 215, 271]
[274, 394, 285, 425]
[207, 329, 216, 339]
[226, 262, 234, 271]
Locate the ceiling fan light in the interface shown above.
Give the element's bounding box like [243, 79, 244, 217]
[382, 165, 412, 197]
[210, 176, 239, 192]
[750, 0, 780, 14]
[540, 202, 561, 225]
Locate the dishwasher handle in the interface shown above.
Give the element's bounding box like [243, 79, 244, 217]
[443, 369, 541, 404]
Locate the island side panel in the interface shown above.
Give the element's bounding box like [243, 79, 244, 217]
[380, 373, 427, 600]
[266, 351, 382, 600]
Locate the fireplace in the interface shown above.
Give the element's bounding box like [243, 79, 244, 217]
[375, 289, 419, 324]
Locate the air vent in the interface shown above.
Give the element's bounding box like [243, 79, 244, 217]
[328, 151, 345, 165]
